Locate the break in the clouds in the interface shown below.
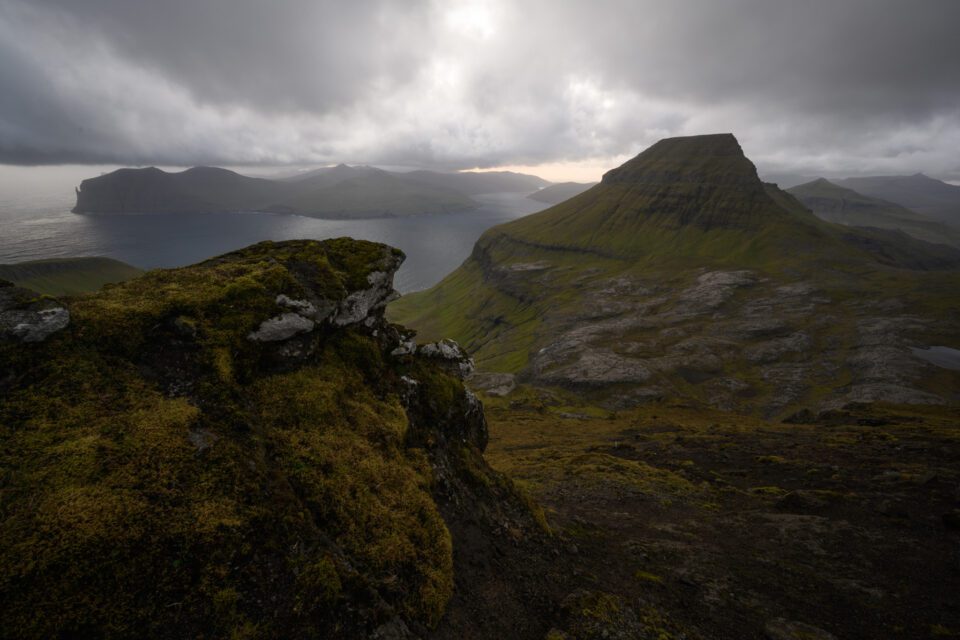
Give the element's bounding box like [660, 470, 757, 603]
[1, 0, 959, 179]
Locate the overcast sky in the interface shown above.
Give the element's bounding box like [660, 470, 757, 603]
[1, 0, 959, 181]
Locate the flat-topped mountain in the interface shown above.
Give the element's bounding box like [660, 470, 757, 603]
[390, 133, 960, 417]
[835, 173, 960, 227]
[788, 178, 960, 247]
[527, 181, 597, 205]
[73, 164, 548, 218]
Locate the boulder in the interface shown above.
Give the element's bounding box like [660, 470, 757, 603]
[0, 281, 70, 343]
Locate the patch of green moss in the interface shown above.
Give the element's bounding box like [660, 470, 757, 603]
[0, 239, 464, 638]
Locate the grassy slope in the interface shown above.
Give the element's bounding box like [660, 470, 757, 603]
[0, 257, 143, 296]
[788, 178, 960, 247]
[390, 135, 960, 413]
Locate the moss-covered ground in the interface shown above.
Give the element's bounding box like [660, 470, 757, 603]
[478, 386, 960, 639]
[0, 239, 504, 639]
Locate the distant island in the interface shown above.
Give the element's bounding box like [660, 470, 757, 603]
[73, 164, 549, 219]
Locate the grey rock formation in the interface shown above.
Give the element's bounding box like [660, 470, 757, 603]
[468, 372, 516, 397]
[0, 282, 70, 343]
[332, 267, 401, 326]
[248, 312, 315, 342]
[419, 338, 476, 378]
[249, 248, 403, 345]
[514, 264, 950, 415]
[390, 339, 417, 357]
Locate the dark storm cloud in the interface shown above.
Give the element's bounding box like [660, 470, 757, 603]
[1, 0, 959, 179]
[35, 0, 433, 114]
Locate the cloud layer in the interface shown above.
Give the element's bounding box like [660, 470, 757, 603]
[2, 0, 959, 179]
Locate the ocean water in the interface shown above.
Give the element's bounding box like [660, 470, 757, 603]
[0, 169, 546, 293]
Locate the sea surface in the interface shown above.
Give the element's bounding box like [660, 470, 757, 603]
[0, 172, 546, 293]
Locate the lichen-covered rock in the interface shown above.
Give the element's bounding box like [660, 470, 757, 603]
[248, 311, 316, 341]
[419, 338, 476, 378]
[0, 239, 542, 640]
[332, 263, 403, 326]
[468, 371, 516, 397]
[0, 281, 70, 343]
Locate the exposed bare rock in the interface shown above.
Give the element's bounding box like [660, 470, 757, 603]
[390, 339, 417, 356]
[745, 332, 812, 364]
[0, 281, 70, 343]
[536, 347, 653, 386]
[468, 372, 516, 397]
[676, 270, 758, 311]
[333, 266, 402, 326]
[419, 338, 476, 378]
[248, 312, 316, 342]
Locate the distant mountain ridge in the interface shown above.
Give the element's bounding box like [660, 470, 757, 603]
[73, 164, 549, 218]
[835, 173, 960, 228]
[788, 178, 960, 247]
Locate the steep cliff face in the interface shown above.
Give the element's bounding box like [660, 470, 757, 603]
[0, 239, 545, 639]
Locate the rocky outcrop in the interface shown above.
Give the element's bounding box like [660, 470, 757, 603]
[332, 265, 402, 326]
[417, 338, 476, 378]
[520, 269, 952, 416]
[0, 239, 546, 640]
[0, 280, 70, 343]
[248, 251, 403, 343]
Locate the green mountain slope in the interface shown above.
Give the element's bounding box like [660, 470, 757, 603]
[527, 182, 597, 205]
[788, 178, 960, 247]
[835, 173, 960, 227]
[391, 134, 960, 417]
[0, 239, 546, 638]
[0, 256, 143, 295]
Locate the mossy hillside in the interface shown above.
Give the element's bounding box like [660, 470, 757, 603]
[0, 238, 527, 639]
